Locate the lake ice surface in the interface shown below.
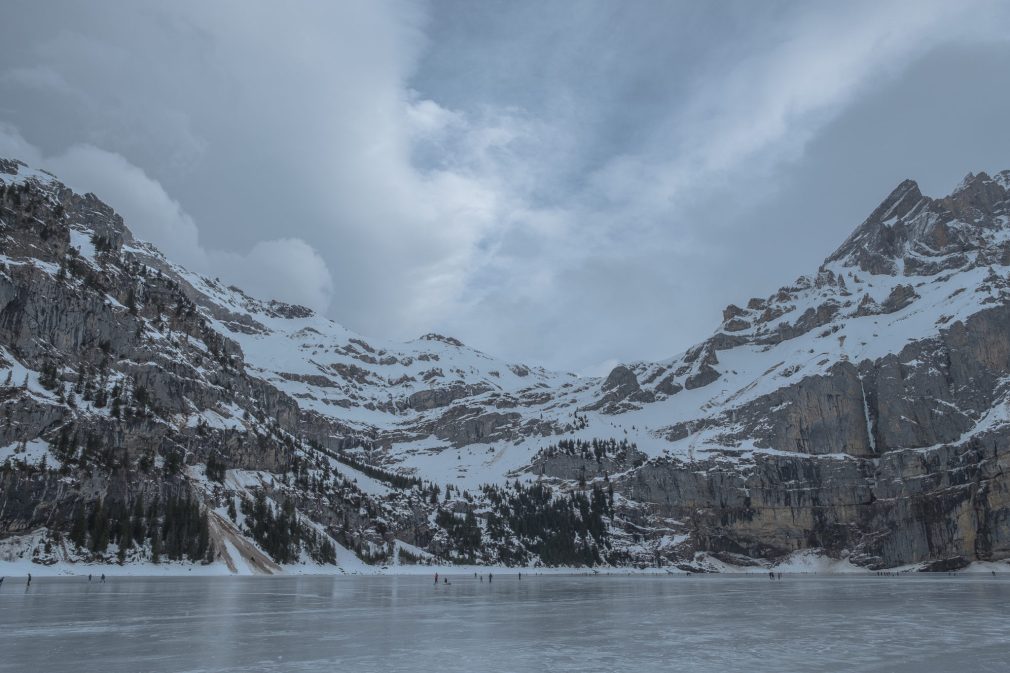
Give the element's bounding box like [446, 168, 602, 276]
[2, 574, 1009, 673]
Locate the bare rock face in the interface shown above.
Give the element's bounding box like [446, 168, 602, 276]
[405, 383, 493, 411]
[654, 374, 683, 396]
[418, 333, 464, 347]
[616, 434, 1010, 567]
[582, 365, 654, 413]
[863, 306, 1010, 451]
[724, 318, 752, 332]
[680, 344, 721, 390]
[602, 365, 638, 392]
[620, 453, 874, 559]
[734, 361, 874, 457]
[0, 159, 25, 175]
[422, 406, 521, 446]
[620, 298, 1010, 566]
[880, 284, 918, 313]
[827, 179, 926, 275]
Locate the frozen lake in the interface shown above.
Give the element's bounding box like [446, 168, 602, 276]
[2, 573, 1009, 672]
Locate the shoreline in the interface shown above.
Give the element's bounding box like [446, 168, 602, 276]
[3, 556, 1008, 579]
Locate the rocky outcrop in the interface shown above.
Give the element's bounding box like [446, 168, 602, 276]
[582, 365, 655, 413]
[829, 171, 1010, 279]
[404, 383, 493, 411]
[880, 284, 918, 313]
[732, 361, 875, 457]
[426, 406, 521, 446]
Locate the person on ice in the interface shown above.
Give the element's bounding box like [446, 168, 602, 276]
[101, 574, 106, 583]
[26, 573, 31, 588]
[434, 573, 439, 585]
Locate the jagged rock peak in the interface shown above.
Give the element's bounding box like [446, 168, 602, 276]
[416, 333, 465, 347]
[825, 178, 926, 271]
[826, 170, 1010, 276]
[943, 171, 1010, 220]
[265, 300, 314, 320]
[875, 178, 924, 222]
[951, 170, 1010, 195]
[0, 158, 27, 175]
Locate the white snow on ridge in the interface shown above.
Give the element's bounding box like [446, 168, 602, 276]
[166, 261, 573, 434]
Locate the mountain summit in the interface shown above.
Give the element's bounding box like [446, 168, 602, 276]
[828, 170, 1010, 276]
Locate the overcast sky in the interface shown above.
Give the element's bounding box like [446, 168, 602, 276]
[2, 1, 1009, 374]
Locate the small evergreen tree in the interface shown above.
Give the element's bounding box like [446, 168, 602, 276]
[69, 505, 87, 549]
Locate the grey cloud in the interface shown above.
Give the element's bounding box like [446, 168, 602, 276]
[1, 1, 1009, 373]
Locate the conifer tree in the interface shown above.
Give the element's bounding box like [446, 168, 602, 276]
[89, 498, 110, 553]
[132, 499, 146, 544]
[69, 505, 87, 549]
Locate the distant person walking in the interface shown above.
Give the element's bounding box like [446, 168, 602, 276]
[101, 574, 106, 583]
[0, 576, 4, 588]
[488, 573, 492, 583]
[434, 572, 439, 585]
[88, 574, 92, 582]
[26, 573, 31, 588]
[768, 571, 774, 580]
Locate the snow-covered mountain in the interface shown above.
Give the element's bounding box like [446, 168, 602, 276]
[2, 156, 1009, 573]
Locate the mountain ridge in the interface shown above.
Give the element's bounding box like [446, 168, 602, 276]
[2, 156, 1009, 573]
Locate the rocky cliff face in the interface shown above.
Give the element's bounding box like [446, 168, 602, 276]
[597, 170, 1010, 569]
[2, 157, 1009, 572]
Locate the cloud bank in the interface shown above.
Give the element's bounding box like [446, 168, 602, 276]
[1, 1, 1008, 372]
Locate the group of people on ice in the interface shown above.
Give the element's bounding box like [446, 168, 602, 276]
[0, 572, 108, 590]
[435, 571, 519, 585]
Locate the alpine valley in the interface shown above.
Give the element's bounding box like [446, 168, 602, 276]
[2, 157, 1010, 574]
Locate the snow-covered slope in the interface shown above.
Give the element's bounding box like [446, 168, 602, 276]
[154, 169, 1010, 494]
[105, 167, 1010, 499]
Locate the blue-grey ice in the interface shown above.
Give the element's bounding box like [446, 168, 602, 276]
[2, 574, 1009, 672]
